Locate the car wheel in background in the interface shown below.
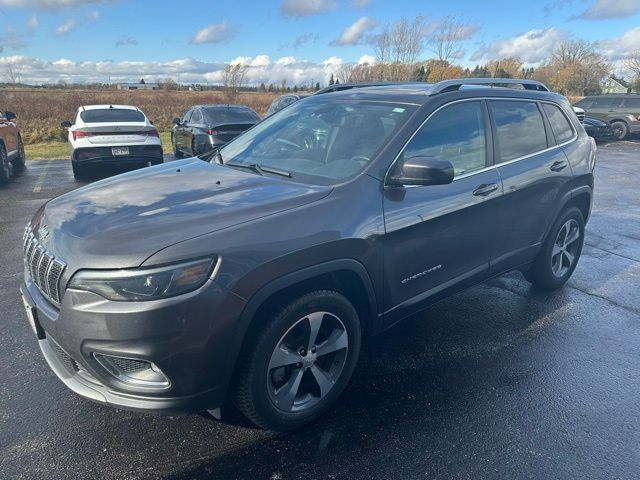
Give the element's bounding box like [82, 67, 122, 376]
[610, 121, 628, 140]
[71, 161, 84, 180]
[11, 135, 26, 171]
[525, 206, 585, 291]
[0, 144, 13, 184]
[232, 290, 361, 431]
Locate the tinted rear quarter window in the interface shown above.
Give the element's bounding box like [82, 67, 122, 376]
[403, 101, 487, 177]
[80, 109, 145, 123]
[203, 107, 260, 124]
[190, 109, 203, 123]
[542, 103, 575, 144]
[490, 100, 548, 162]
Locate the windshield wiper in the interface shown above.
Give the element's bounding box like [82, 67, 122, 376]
[225, 161, 291, 178]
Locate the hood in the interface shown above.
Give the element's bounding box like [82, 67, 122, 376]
[38, 159, 331, 269]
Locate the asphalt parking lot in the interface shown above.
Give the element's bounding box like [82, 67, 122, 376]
[1, 142, 639, 480]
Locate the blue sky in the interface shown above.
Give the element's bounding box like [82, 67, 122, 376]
[0, 0, 639, 84]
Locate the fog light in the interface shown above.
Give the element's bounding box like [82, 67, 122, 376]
[93, 353, 170, 388]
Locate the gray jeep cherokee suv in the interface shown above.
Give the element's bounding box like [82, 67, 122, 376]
[20, 79, 596, 431]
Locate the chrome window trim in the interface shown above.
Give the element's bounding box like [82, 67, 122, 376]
[384, 96, 578, 187]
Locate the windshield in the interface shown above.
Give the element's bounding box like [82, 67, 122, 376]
[219, 99, 416, 184]
[80, 108, 146, 123]
[203, 107, 260, 124]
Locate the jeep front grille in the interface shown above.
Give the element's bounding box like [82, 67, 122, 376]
[23, 226, 66, 305]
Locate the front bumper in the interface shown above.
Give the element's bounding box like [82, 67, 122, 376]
[20, 270, 246, 413]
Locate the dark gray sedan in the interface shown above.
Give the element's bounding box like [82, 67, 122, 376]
[171, 104, 260, 157]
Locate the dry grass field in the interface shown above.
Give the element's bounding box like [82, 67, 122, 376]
[2, 88, 278, 145]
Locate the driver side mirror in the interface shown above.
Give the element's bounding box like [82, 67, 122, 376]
[173, 117, 181, 125]
[5, 111, 16, 121]
[60, 120, 72, 128]
[386, 156, 454, 187]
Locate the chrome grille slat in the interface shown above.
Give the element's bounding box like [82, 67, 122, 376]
[23, 227, 66, 306]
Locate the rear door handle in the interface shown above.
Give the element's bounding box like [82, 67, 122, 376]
[472, 183, 499, 196]
[550, 160, 568, 172]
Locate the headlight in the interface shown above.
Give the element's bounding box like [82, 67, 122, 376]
[68, 257, 218, 301]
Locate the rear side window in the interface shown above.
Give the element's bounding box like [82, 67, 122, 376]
[591, 97, 623, 108]
[80, 109, 145, 123]
[490, 100, 547, 162]
[574, 98, 593, 109]
[403, 101, 487, 177]
[542, 103, 574, 144]
[182, 110, 192, 123]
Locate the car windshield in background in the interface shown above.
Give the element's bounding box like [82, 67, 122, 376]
[80, 109, 146, 123]
[219, 100, 416, 184]
[203, 107, 260, 124]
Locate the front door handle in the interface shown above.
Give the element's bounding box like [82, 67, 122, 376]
[472, 183, 499, 196]
[550, 160, 568, 172]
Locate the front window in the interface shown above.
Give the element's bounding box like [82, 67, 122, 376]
[219, 99, 416, 184]
[80, 108, 145, 123]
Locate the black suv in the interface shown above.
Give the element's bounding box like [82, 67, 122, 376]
[20, 79, 595, 431]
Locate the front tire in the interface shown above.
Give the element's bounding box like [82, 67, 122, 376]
[232, 290, 361, 431]
[525, 207, 585, 290]
[611, 120, 628, 140]
[172, 135, 184, 159]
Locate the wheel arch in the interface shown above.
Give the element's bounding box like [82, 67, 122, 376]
[221, 259, 379, 394]
[543, 186, 592, 242]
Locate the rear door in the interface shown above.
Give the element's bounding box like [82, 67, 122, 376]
[188, 109, 204, 154]
[488, 99, 575, 273]
[382, 100, 502, 324]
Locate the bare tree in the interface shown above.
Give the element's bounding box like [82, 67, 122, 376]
[373, 17, 426, 81]
[625, 50, 640, 89]
[3, 57, 23, 85]
[548, 40, 610, 95]
[427, 16, 472, 65]
[222, 63, 248, 100]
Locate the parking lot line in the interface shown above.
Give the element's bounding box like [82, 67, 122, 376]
[32, 160, 53, 193]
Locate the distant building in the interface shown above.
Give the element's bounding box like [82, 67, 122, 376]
[602, 77, 633, 94]
[117, 82, 159, 91]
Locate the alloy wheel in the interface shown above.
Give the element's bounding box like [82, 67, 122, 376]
[267, 311, 348, 413]
[551, 218, 581, 277]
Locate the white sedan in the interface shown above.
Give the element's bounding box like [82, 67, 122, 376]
[61, 104, 163, 178]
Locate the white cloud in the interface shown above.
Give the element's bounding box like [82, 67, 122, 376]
[290, 32, 319, 48]
[27, 14, 39, 30]
[597, 27, 640, 60]
[0, 54, 346, 86]
[115, 35, 138, 47]
[333, 16, 377, 46]
[0, 0, 115, 10]
[352, 0, 371, 6]
[0, 26, 28, 49]
[357, 54, 375, 65]
[281, 0, 338, 17]
[471, 28, 569, 64]
[576, 0, 640, 20]
[87, 10, 100, 20]
[54, 17, 76, 35]
[423, 18, 479, 40]
[190, 21, 237, 44]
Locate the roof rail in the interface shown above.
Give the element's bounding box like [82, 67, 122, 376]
[429, 78, 550, 95]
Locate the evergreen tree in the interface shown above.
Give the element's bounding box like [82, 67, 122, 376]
[315, 81, 321, 91]
[328, 74, 335, 85]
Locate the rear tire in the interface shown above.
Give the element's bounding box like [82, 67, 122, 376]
[525, 207, 585, 291]
[11, 134, 26, 170]
[0, 144, 12, 184]
[611, 120, 628, 140]
[72, 161, 84, 180]
[232, 290, 361, 431]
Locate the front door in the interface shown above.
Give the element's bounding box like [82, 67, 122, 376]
[382, 100, 502, 325]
